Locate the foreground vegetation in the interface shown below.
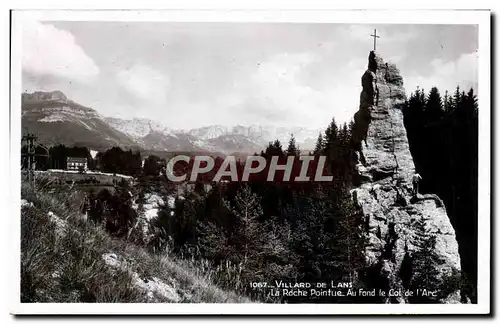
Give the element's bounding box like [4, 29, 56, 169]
[21, 180, 251, 303]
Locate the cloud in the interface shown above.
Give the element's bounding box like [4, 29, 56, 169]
[22, 21, 99, 83]
[405, 52, 478, 95]
[21, 22, 477, 130]
[116, 63, 170, 104]
[222, 52, 364, 128]
[233, 53, 323, 126]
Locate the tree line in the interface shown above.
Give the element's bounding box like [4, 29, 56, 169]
[403, 85, 478, 303]
[75, 118, 369, 302]
[142, 118, 368, 302]
[22, 144, 166, 177]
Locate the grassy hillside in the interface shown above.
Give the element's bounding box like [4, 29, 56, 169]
[20, 180, 251, 303]
[21, 119, 139, 151]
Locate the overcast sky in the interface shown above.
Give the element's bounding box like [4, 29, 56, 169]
[22, 22, 478, 129]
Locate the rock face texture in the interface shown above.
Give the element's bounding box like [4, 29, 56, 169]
[351, 51, 462, 303]
[21, 91, 137, 150]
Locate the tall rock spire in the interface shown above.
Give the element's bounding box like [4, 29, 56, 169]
[352, 51, 412, 183]
[351, 51, 462, 303]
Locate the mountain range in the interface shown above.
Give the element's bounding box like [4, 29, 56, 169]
[22, 91, 322, 155]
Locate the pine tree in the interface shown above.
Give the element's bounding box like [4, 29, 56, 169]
[286, 185, 365, 302]
[223, 185, 264, 269]
[264, 139, 284, 157]
[466, 88, 478, 112]
[330, 192, 366, 288]
[322, 118, 341, 177]
[419, 88, 426, 107]
[458, 88, 478, 122]
[314, 132, 324, 155]
[323, 117, 339, 155]
[196, 220, 228, 261]
[286, 133, 300, 156]
[173, 192, 202, 248]
[408, 217, 444, 303]
[289, 190, 331, 284]
[452, 86, 461, 112]
[443, 90, 454, 113]
[425, 87, 444, 123]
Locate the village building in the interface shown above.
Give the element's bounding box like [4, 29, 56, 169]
[174, 181, 214, 196]
[66, 157, 88, 172]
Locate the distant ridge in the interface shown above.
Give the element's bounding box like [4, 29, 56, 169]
[22, 90, 321, 154]
[21, 91, 138, 150]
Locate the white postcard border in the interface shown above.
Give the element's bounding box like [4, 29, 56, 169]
[9, 9, 491, 315]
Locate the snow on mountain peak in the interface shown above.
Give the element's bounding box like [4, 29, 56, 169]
[103, 117, 322, 153]
[105, 117, 174, 140]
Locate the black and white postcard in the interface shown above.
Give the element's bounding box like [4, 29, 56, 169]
[9, 9, 491, 315]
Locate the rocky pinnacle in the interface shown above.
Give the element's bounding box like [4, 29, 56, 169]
[350, 51, 462, 303]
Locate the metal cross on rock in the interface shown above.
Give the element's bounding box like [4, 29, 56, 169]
[370, 29, 380, 51]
